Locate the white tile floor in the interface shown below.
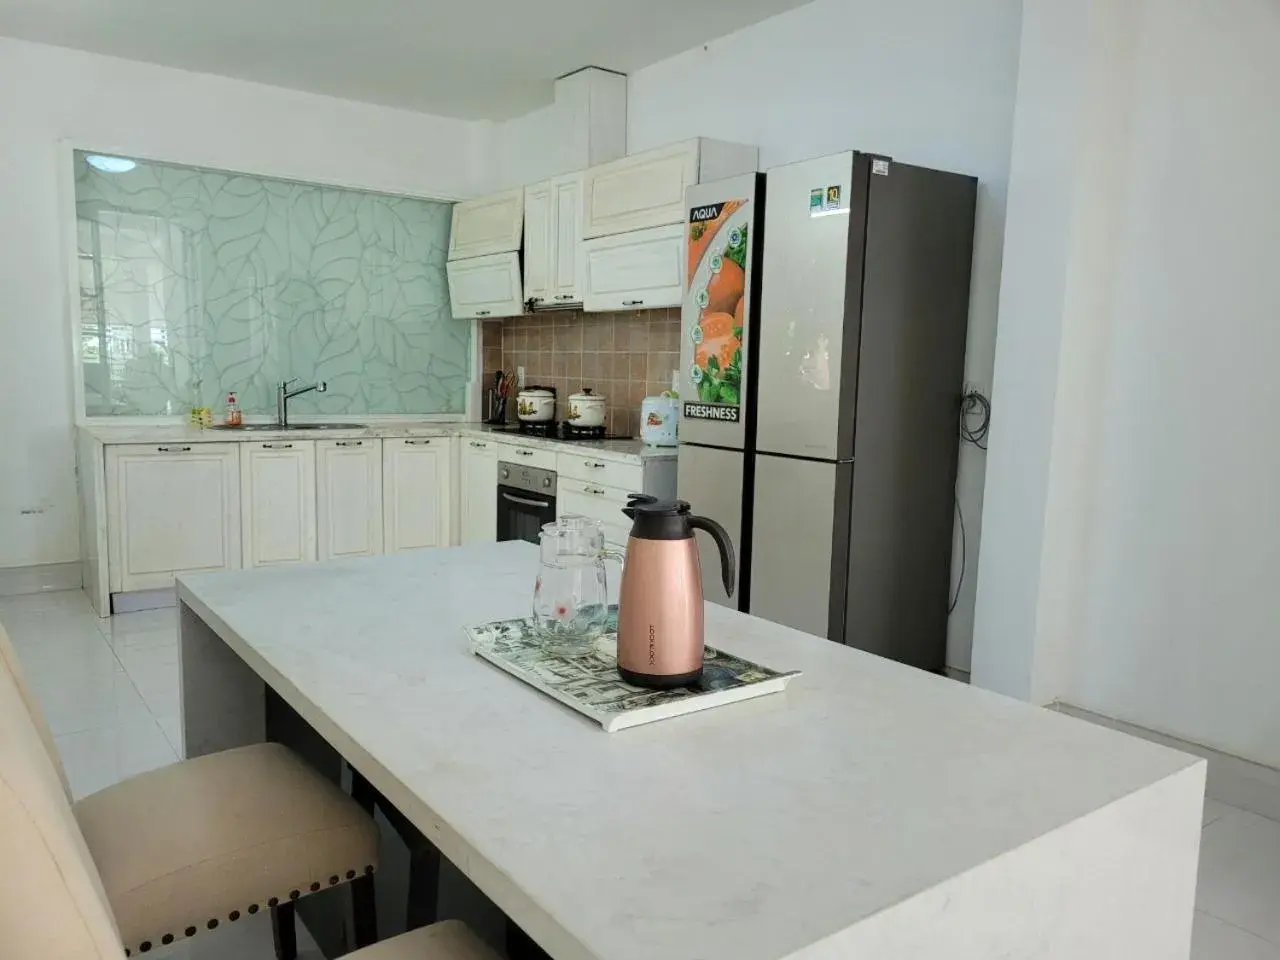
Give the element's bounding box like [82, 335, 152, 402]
[4, 588, 1280, 959]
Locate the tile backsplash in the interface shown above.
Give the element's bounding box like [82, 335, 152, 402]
[481, 309, 681, 435]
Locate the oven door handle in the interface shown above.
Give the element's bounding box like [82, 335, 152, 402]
[501, 492, 553, 509]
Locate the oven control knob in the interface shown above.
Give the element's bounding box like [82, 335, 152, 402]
[500, 468, 510, 480]
[542, 477, 552, 488]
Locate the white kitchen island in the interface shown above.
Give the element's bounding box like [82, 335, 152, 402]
[177, 543, 1205, 960]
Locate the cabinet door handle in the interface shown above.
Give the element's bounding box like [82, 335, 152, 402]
[622, 300, 644, 306]
[262, 443, 294, 450]
[555, 294, 574, 300]
[157, 445, 192, 453]
[475, 310, 491, 317]
[516, 449, 534, 457]
[336, 440, 363, 447]
[470, 440, 487, 448]
[584, 460, 607, 469]
[405, 439, 432, 446]
[586, 485, 607, 496]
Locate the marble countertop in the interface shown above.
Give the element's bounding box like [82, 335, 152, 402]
[458, 423, 676, 461]
[79, 421, 676, 464]
[176, 544, 1201, 960]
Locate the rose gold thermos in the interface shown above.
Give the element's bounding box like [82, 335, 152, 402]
[616, 495, 735, 688]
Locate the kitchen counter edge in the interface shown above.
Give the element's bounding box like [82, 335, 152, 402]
[78, 422, 678, 464]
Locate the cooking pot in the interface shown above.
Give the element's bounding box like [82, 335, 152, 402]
[567, 388, 606, 428]
[517, 387, 556, 423]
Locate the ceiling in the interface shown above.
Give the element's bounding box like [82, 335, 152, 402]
[0, 0, 811, 119]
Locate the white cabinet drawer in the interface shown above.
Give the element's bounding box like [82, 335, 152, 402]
[557, 452, 643, 492]
[557, 477, 632, 547]
[492, 441, 557, 472]
[581, 223, 683, 312]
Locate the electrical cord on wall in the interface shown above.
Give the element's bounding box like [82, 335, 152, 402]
[949, 387, 991, 615]
[949, 496, 966, 614]
[960, 389, 992, 450]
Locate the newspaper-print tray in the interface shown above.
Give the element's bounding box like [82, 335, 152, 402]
[467, 606, 799, 732]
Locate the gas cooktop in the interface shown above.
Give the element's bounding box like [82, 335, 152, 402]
[485, 422, 634, 443]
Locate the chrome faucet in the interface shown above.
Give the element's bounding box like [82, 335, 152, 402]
[277, 379, 327, 427]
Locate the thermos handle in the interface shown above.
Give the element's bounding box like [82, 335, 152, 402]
[688, 515, 736, 598]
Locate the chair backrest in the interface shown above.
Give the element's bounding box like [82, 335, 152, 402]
[0, 624, 125, 958]
[0, 622, 72, 798]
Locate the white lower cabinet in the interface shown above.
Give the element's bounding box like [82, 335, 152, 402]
[460, 438, 499, 544]
[557, 477, 633, 549]
[383, 437, 453, 552]
[241, 440, 317, 568]
[317, 439, 383, 561]
[105, 443, 242, 592]
[98, 431, 661, 599]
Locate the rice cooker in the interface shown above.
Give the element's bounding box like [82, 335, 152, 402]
[640, 395, 679, 446]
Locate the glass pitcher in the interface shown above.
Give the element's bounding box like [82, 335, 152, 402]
[533, 516, 624, 657]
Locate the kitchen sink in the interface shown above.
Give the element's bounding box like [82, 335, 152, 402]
[212, 423, 367, 431]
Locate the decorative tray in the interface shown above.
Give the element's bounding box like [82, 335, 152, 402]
[467, 606, 799, 732]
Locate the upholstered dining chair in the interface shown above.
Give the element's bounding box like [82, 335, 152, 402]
[0, 622, 497, 960]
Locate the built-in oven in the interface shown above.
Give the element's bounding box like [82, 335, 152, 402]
[496, 461, 556, 544]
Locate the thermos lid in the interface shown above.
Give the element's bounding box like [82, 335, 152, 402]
[622, 495, 693, 540]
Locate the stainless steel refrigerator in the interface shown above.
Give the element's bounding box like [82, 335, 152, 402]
[681, 153, 977, 673]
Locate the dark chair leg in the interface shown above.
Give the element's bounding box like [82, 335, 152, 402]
[351, 872, 378, 948]
[349, 766, 376, 816]
[506, 919, 553, 960]
[406, 843, 441, 931]
[271, 902, 297, 960]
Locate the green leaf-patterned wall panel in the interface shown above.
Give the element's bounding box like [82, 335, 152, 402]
[75, 151, 466, 417]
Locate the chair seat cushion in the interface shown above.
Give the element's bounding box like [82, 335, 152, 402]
[349, 921, 501, 960]
[74, 742, 378, 952]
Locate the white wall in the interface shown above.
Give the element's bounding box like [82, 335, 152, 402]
[0, 37, 483, 570]
[973, 0, 1280, 768]
[625, 0, 1024, 670]
[1066, 0, 1280, 767]
[970, 0, 1141, 703]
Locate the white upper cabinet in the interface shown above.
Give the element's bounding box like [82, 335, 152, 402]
[447, 252, 525, 320]
[552, 174, 584, 304]
[448, 187, 524, 261]
[316, 439, 383, 561]
[581, 223, 684, 312]
[241, 440, 317, 568]
[581, 139, 758, 239]
[523, 172, 585, 308]
[523, 179, 554, 305]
